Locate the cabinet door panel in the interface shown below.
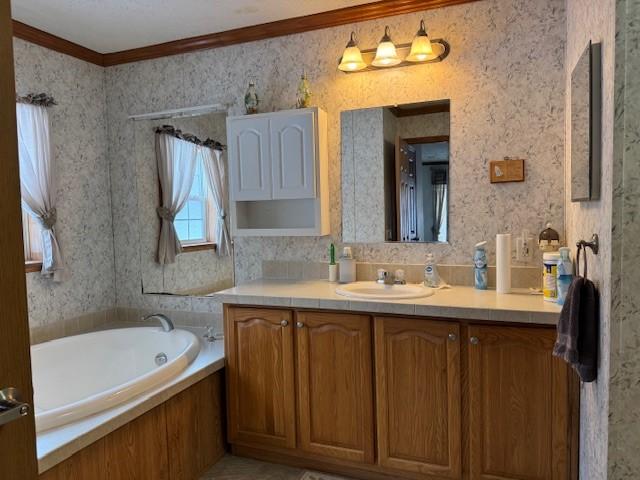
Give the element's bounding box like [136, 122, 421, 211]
[296, 311, 374, 463]
[270, 111, 316, 199]
[375, 317, 462, 478]
[228, 117, 272, 200]
[226, 307, 296, 449]
[468, 325, 572, 480]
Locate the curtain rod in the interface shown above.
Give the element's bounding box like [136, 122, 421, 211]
[128, 103, 229, 121]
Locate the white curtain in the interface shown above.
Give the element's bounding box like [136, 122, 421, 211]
[432, 183, 447, 240]
[202, 147, 231, 256]
[156, 133, 198, 264]
[16, 102, 65, 280]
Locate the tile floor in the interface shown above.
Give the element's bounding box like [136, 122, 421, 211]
[200, 454, 352, 480]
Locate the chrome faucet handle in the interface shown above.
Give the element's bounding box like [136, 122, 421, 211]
[394, 269, 406, 285]
[376, 269, 389, 284]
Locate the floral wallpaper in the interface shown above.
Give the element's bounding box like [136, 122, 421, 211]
[106, 0, 567, 319]
[13, 38, 116, 336]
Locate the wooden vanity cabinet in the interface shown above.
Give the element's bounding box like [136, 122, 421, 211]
[374, 317, 462, 478]
[296, 311, 374, 463]
[467, 325, 574, 480]
[225, 307, 296, 449]
[225, 306, 577, 480]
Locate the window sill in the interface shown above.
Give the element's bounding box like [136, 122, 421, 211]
[25, 261, 42, 273]
[181, 243, 217, 253]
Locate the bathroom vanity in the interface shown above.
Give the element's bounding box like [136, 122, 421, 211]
[218, 281, 579, 480]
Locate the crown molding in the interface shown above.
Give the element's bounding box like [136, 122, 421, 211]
[12, 20, 104, 66]
[12, 0, 479, 67]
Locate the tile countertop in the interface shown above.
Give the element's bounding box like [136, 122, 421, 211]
[37, 333, 224, 474]
[211, 279, 562, 326]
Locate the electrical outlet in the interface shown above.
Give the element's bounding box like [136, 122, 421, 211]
[516, 230, 534, 262]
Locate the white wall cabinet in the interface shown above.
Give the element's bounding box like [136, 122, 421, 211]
[227, 107, 329, 236]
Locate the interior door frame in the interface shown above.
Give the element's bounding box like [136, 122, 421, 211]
[0, 0, 39, 477]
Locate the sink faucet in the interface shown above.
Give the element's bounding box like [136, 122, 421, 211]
[142, 313, 175, 332]
[376, 269, 406, 285]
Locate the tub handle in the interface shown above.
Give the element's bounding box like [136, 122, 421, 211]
[0, 387, 30, 427]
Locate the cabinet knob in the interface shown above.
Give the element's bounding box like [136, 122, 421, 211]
[448, 333, 457, 342]
[296, 322, 305, 329]
[280, 320, 289, 327]
[470, 336, 480, 345]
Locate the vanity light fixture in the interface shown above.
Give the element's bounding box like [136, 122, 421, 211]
[372, 26, 401, 67]
[338, 32, 367, 72]
[406, 20, 433, 62]
[337, 20, 449, 73]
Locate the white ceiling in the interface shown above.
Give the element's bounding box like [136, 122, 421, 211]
[11, 0, 378, 54]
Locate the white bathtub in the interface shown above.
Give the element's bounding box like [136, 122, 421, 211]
[31, 327, 200, 432]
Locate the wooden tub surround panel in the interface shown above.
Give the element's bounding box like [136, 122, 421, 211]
[39, 372, 225, 480]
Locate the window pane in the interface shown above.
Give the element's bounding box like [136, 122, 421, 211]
[188, 200, 203, 219]
[175, 220, 189, 241]
[188, 220, 204, 240]
[175, 206, 189, 220]
[22, 209, 43, 262]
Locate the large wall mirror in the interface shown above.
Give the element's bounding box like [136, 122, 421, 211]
[132, 108, 234, 296]
[342, 100, 450, 243]
[570, 41, 601, 202]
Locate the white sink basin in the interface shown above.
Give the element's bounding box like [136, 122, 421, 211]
[335, 281, 434, 300]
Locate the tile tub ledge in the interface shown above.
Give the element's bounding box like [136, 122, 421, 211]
[211, 279, 562, 325]
[36, 333, 224, 474]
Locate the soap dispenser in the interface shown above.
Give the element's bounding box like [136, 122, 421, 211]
[338, 247, 356, 283]
[424, 253, 440, 287]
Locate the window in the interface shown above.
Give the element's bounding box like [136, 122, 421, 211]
[174, 156, 214, 245]
[23, 209, 43, 269]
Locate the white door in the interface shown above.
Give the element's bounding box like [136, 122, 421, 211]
[228, 116, 272, 201]
[270, 111, 316, 199]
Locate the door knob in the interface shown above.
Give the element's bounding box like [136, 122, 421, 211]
[448, 333, 457, 342]
[0, 387, 30, 427]
[470, 336, 480, 345]
[296, 322, 305, 328]
[280, 320, 289, 327]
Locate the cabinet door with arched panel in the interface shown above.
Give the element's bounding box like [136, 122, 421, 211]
[227, 116, 272, 200]
[374, 316, 462, 479]
[225, 306, 296, 449]
[295, 311, 374, 464]
[270, 110, 317, 199]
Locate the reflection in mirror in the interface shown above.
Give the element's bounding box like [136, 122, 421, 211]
[342, 100, 450, 243]
[133, 110, 234, 296]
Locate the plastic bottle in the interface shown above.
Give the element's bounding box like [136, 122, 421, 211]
[543, 252, 561, 302]
[338, 247, 356, 283]
[556, 247, 573, 305]
[473, 241, 488, 290]
[424, 253, 440, 288]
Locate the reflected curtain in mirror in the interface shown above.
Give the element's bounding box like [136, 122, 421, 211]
[431, 168, 447, 241]
[16, 100, 66, 280]
[202, 147, 231, 256]
[155, 132, 198, 265]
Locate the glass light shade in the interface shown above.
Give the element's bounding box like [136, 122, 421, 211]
[372, 26, 401, 67]
[338, 35, 367, 72]
[406, 20, 434, 62]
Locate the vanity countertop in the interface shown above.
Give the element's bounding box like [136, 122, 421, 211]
[212, 279, 562, 326]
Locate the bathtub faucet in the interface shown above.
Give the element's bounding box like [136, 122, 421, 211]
[142, 313, 175, 332]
